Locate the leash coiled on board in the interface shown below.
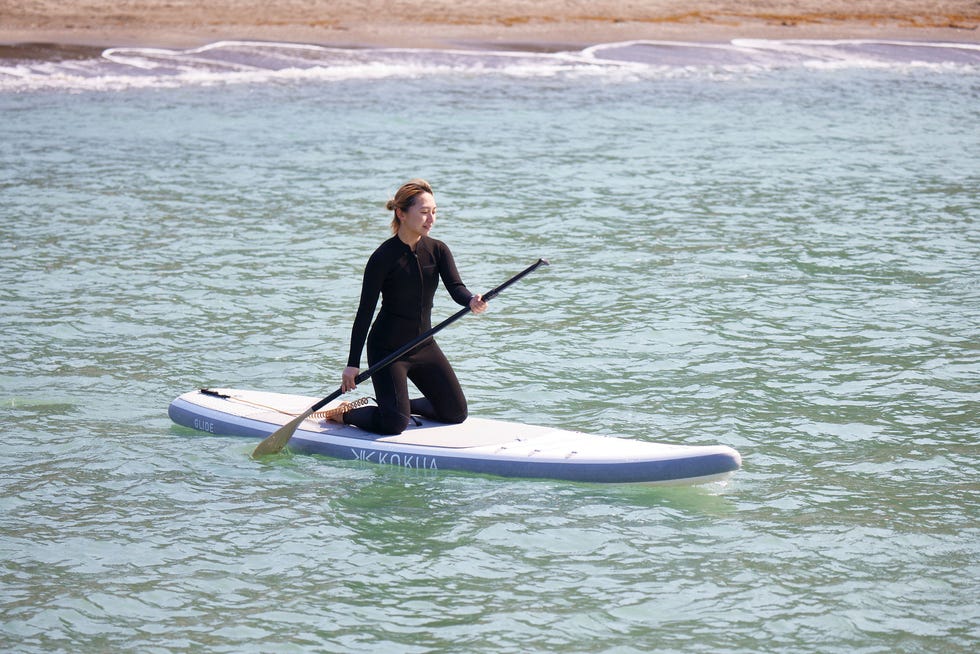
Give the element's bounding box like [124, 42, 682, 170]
[310, 397, 369, 421]
[199, 388, 369, 421]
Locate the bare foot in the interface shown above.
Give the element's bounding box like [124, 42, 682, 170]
[325, 401, 350, 423]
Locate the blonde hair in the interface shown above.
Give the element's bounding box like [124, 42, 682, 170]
[388, 179, 433, 234]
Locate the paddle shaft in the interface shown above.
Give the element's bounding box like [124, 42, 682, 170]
[251, 258, 549, 457]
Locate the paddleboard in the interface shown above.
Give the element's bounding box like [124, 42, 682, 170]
[168, 388, 742, 486]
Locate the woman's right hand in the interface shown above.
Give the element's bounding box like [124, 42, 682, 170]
[342, 366, 360, 393]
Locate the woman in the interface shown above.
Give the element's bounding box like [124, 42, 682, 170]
[335, 179, 487, 435]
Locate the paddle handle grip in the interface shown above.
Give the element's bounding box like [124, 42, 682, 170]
[481, 258, 549, 303]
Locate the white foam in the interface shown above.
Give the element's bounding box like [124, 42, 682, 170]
[1, 39, 976, 93]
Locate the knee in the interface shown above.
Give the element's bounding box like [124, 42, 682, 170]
[441, 397, 467, 424]
[441, 409, 467, 425]
[376, 409, 410, 435]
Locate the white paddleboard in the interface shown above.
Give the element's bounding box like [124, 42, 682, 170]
[169, 388, 741, 486]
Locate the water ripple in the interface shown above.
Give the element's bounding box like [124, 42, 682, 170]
[3, 60, 979, 653]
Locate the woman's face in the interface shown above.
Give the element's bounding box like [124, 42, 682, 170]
[398, 192, 437, 240]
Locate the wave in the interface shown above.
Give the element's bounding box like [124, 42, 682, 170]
[1, 39, 978, 92]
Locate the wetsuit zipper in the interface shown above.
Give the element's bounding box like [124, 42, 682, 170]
[413, 249, 424, 338]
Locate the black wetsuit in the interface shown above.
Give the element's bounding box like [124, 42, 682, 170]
[343, 235, 475, 435]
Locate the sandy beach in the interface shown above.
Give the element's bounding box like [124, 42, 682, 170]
[1, 0, 978, 51]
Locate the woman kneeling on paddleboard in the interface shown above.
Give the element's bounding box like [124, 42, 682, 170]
[335, 179, 487, 435]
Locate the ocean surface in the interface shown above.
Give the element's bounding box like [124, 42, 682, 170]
[1, 39, 978, 652]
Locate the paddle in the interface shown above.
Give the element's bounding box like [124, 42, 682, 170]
[251, 258, 550, 457]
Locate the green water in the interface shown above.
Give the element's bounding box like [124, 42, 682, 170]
[1, 60, 978, 652]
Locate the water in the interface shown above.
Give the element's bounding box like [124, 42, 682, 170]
[1, 40, 978, 652]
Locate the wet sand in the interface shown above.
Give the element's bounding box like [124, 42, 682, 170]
[0, 0, 977, 53]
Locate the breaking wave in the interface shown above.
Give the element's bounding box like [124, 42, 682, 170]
[1, 39, 978, 92]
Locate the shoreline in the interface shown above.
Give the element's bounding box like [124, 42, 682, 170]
[0, 2, 978, 54]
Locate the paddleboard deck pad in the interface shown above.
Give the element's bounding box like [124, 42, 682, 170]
[168, 388, 741, 486]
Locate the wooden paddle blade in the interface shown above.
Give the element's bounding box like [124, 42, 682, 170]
[251, 410, 311, 458]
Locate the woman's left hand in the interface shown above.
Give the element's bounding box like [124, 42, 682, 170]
[469, 294, 488, 315]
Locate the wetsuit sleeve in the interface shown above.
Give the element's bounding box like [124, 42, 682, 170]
[437, 242, 475, 306]
[346, 253, 384, 368]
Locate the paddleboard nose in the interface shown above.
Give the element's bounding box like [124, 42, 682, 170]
[723, 446, 742, 470]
